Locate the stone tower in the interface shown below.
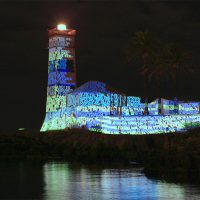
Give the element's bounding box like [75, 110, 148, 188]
[41, 24, 76, 131]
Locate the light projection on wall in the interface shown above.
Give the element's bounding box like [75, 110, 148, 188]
[41, 25, 200, 134]
[41, 80, 200, 133]
[41, 24, 77, 131]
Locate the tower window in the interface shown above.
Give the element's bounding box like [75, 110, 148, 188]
[66, 60, 74, 72]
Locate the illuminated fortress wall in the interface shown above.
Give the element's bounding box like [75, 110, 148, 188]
[41, 80, 200, 132]
[41, 24, 200, 133]
[66, 81, 140, 118]
[178, 102, 200, 115]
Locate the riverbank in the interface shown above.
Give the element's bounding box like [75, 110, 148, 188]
[0, 128, 200, 183]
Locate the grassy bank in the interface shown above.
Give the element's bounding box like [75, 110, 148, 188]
[0, 128, 200, 183]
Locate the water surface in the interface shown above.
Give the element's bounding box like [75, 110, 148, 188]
[0, 161, 200, 200]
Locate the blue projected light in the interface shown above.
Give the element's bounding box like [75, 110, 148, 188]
[43, 81, 200, 134]
[48, 61, 55, 73]
[41, 25, 200, 133]
[58, 59, 67, 71]
[48, 72, 76, 86]
[41, 79, 200, 133]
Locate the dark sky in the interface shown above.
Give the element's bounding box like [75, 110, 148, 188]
[0, 0, 200, 130]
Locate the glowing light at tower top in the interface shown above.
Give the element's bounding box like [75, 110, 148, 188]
[57, 24, 67, 31]
[41, 23, 200, 134]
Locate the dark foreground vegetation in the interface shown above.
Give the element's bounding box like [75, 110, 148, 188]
[1, 128, 200, 183]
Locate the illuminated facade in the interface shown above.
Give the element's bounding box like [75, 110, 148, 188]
[41, 24, 76, 131]
[41, 25, 200, 133]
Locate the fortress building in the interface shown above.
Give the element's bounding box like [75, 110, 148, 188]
[41, 24, 200, 134]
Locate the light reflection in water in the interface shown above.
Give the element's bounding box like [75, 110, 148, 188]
[43, 162, 200, 200]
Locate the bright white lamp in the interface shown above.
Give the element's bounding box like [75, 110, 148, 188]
[57, 24, 67, 31]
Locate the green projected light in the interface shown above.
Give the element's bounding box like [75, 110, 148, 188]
[41, 25, 200, 134]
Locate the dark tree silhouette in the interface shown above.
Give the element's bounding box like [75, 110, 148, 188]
[127, 31, 158, 114]
[162, 43, 193, 99]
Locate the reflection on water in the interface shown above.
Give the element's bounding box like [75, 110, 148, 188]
[0, 161, 200, 200]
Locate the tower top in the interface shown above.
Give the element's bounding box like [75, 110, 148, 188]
[48, 23, 76, 37]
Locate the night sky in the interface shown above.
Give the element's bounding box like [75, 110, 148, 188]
[0, 1, 200, 130]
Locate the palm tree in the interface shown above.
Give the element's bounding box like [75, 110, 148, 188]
[127, 31, 158, 115]
[148, 50, 167, 114]
[149, 43, 194, 114]
[163, 43, 193, 98]
[148, 49, 166, 98]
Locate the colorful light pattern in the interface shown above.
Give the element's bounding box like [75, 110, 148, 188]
[41, 80, 200, 133]
[41, 25, 76, 131]
[41, 25, 200, 134]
